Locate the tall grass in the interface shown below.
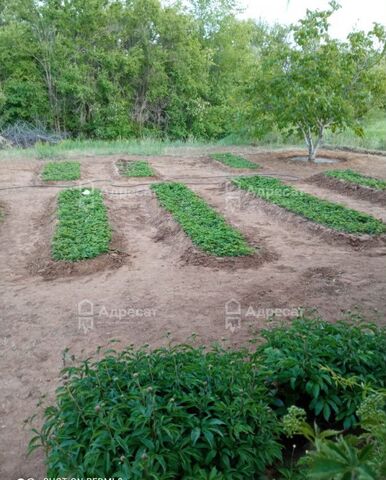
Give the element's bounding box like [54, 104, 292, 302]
[0, 110, 385, 160]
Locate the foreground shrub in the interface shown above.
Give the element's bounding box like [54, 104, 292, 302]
[42, 161, 80, 181]
[325, 169, 386, 191]
[233, 175, 386, 235]
[52, 188, 111, 261]
[254, 318, 386, 429]
[151, 182, 253, 256]
[31, 345, 281, 479]
[282, 391, 386, 479]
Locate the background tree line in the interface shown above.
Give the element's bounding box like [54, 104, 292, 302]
[0, 0, 385, 145]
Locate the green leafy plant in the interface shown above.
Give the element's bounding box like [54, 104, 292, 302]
[30, 344, 282, 479]
[281, 392, 386, 480]
[52, 188, 111, 261]
[325, 169, 386, 191]
[118, 160, 156, 177]
[151, 182, 254, 256]
[210, 153, 260, 169]
[42, 161, 81, 181]
[233, 175, 386, 235]
[254, 318, 386, 429]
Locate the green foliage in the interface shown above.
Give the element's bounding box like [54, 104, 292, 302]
[210, 152, 259, 169]
[42, 161, 80, 181]
[282, 392, 386, 480]
[232, 175, 386, 235]
[254, 318, 386, 429]
[52, 188, 111, 261]
[248, 3, 386, 160]
[118, 160, 155, 177]
[325, 169, 386, 191]
[0, 0, 263, 140]
[30, 344, 282, 479]
[151, 182, 253, 256]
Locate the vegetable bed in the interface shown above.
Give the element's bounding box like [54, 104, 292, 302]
[118, 160, 155, 177]
[210, 153, 259, 169]
[233, 175, 386, 235]
[42, 161, 80, 181]
[52, 188, 111, 261]
[151, 182, 253, 256]
[325, 169, 386, 191]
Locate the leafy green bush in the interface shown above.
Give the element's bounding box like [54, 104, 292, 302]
[118, 160, 155, 177]
[52, 188, 111, 261]
[151, 182, 253, 256]
[210, 153, 260, 169]
[42, 161, 81, 181]
[254, 319, 386, 429]
[325, 169, 386, 191]
[282, 392, 386, 479]
[31, 345, 282, 479]
[233, 175, 386, 235]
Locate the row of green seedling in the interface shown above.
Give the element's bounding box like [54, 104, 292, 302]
[151, 183, 253, 256]
[42, 161, 81, 181]
[52, 188, 111, 261]
[42, 159, 156, 181]
[324, 169, 386, 191]
[210, 152, 260, 169]
[233, 175, 385, 235]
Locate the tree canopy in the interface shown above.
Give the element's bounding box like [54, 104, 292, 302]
[0, 0, 385, 151]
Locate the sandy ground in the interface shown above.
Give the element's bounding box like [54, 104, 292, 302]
[0, 147, 385, 479]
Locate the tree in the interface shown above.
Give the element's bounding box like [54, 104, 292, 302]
[250, 2, 386, 161]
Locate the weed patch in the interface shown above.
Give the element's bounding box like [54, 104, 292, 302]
[325, 169, 386, 191]
[151, 182, 253, 256]
[118, 160, 155, 177]
[233, 175, 386, 235]
[42, 161, 80, 181]
[52, 188, 111, 261]
[210, 152, 259, 169]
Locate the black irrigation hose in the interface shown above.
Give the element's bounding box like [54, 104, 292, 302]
[0, 172, 300, 192]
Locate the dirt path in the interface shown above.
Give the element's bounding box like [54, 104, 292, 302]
[0, 148, 385, 479]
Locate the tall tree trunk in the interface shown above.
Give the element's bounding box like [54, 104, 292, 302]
[301, 124, 325, 162]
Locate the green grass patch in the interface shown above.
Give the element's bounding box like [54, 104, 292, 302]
[42, 161, 80, 181]
[325, 169, 386, 191]
[233, 175, 386, 235]
[118, 160, 155, 177]
[151, 182, 253, 256]
[210, 152, 259, 169]
[52, 188, 111, 261]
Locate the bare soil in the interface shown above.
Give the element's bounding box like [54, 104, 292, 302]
[0, 147, 385, 479]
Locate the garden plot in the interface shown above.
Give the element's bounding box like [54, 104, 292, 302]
[307, 169, 386, 206]
[27, 189, 127, 279]
[150, 182, 273, 268]
[152, 182, 253, 257]
[41, 161, 81, 181]
[1, 148, 386, 479]
[210, 152, 260, 170]
[52, 188, 111, 261]
[233, 175, 386, 242]
[117, 159, 157, 177]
